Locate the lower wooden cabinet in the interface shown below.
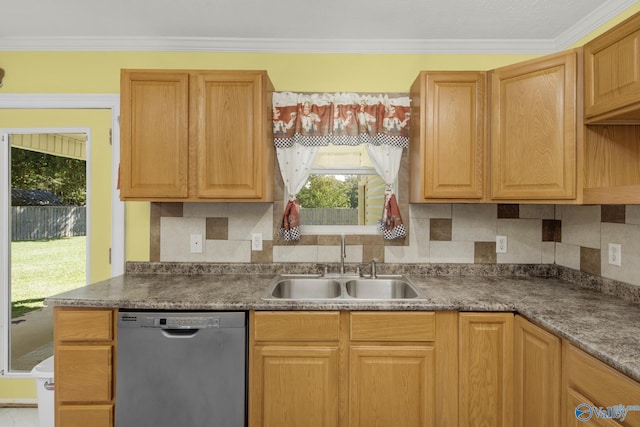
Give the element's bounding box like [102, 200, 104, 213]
[250, 311, 458, 427]
[514, 315, 561, 427]
[562, 341, 640, 427]
[459, 312, 514, 427]
[54, 307, 116, 427]
[250, 311, 341, 427]
[349, 345, 435, 426]
[252, 345, 339, 427]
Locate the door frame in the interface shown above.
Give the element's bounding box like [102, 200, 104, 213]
[0, 94, 122, 376]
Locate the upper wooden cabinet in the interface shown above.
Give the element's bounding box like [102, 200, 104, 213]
[584, 12, 640, 124]
[410, 71, 487, 202]
[490, 50, 582, 202]
[120, 69, 274, 202]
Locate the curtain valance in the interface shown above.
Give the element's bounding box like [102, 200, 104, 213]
[273, 92, 411, 149]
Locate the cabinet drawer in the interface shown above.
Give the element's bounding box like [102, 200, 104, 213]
[253, 311, 340, 342]
[55, 309, 114, 341]
[57, 404, 113, 427]
[57, 346, 113, 402]
[350, 312, 435, 342]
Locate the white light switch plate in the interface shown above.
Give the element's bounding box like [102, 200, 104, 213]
[252, 233, 263, 251]
[190, 234, 203, 253]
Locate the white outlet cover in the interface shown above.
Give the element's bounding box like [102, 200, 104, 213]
[608, 243, 621, 267]
[190, 234, 203, 253]
[496, 235, 507, 254]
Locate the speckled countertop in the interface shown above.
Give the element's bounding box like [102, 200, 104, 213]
[46, 262, 640, 383]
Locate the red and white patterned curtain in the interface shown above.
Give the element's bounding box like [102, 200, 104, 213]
[274, 92, 410, 241]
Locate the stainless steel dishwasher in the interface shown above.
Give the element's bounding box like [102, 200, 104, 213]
[115, 311, 247, 427]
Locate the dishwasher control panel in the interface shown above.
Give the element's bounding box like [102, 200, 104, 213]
[119, 313, 225, 329]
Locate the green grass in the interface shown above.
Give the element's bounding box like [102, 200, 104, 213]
[11, 236, 86, 318]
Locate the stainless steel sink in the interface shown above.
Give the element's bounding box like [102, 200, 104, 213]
[268, 277, 341, 299]
[264, 274, 423, 300]
[345, 278, 420, 299]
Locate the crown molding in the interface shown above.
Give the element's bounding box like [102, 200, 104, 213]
[0, 1, 635, 54]
[554, 0, 638, 50]
[0, 36, 558, 54]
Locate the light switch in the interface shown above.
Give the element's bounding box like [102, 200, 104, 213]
[252, 233, 263, 251]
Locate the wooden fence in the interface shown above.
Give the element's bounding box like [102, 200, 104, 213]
[12, 206, 86, 241]
[300, 208, 359, 225]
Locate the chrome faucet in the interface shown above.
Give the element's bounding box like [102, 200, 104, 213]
[340, 234, 346, 275]
[370, 259, 377, 279]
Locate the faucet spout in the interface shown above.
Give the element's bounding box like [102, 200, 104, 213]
[340, 234, 346, 275]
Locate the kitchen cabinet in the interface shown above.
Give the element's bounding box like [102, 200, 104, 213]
[250, 311, 341, 427]
[348, 312, 457, 427]
[581, 11, 640, 204]
[54, 307, 116, 427]
[249, 311, 458, 427]
[490, 50, 582, 202]
[459, 312, 514, 427]
[584, 12, 640, 124]
[409, 71, 487, 202]
[120, 69, 274, 202]
[514, 315, 561, 427]
[562, 341, 640, 427]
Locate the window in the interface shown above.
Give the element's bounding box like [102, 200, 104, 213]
[295, 145, 392, 234]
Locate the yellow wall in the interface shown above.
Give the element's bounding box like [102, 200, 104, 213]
[0, 1, 637, 402]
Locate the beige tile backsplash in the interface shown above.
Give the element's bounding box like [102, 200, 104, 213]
[155, 201, 640, 288]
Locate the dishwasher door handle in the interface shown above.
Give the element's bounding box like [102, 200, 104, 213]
[161, 329, 199, 338]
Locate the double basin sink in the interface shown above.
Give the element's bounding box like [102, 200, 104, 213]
[264, 274, 424, 300]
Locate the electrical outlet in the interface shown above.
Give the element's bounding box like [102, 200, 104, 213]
[496, 235, 507, 253]
[252, 233, 263, 251]
[190, 234, 203, 253]
[608, 243, 622, 266]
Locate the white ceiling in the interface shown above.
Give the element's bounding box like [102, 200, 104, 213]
[0, 0, 637, 53]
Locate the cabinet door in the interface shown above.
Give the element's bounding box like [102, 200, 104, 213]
[56, 345, 113, 402]
[584, 13, 640, 121]
[410, 72, 486, 202]
[514, 316, 561, 427]
[563, 341, 640, 427]
[251, 345, 339, 427]
[459, 313, 514, 427]
[490, 51, 578, 200]
[192, 71, 271, 200]
[120, 70, 189, 199]
[349, 345, 435, 427]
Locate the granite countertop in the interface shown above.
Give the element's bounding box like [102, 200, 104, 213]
[46, 263, 640, 383]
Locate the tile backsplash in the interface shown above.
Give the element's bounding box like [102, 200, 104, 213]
[152, 201, 640, 287]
